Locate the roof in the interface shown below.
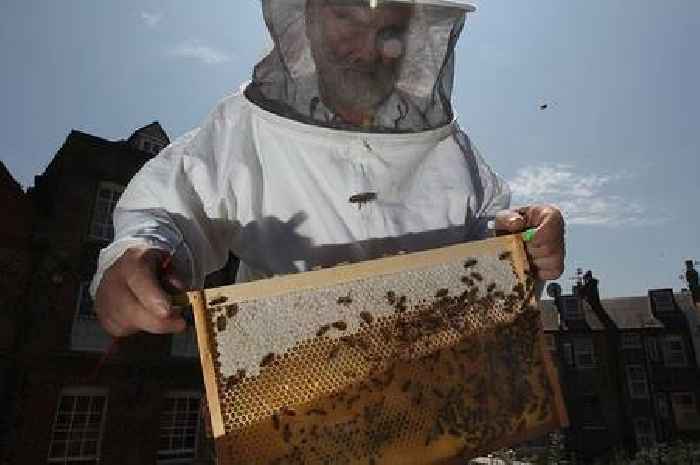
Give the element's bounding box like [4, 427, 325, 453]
[581, 299, 605, 330]
[0, 161, 23, 193]
[539, 298, 605, 331]
[128, 121, 170, 145]
[600, 296, 664, 330]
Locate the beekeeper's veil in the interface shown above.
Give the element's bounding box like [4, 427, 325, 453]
[247, 0, 475, 133]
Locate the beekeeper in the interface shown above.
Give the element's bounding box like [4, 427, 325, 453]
[92, 0, 565, 337]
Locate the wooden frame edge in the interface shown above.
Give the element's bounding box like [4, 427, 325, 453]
[190, 290, 226, 438]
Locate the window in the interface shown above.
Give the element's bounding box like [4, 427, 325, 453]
[561, 296, 584, 320]
[633, 418, 655, 449]
[573, 337, 596, 369]
[562, 342, 574, 367]
[671, 393, 696, 413]
[626, 365, 649, 399]
[90, 182, 123, 241]
[71, 282, 111, 352]
[671, 393, 700, 431]
[158, 392, 202, 463]
[662, 335, 687, 367]
[48, 388, 108, 464]
[650, 290, 675, 313]
[646, 337, 660, 362]
[622, 333, 642, 349]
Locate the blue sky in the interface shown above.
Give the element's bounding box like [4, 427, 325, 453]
[1, 0, 698, 297]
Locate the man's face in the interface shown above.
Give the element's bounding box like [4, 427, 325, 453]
[306, 1, 413, 121]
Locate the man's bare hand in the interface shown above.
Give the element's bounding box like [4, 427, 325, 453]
[95, 247, 187, 337]
[495, 205, 566, 281]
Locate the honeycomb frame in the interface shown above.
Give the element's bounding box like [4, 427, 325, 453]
[186, 234, 568, 465]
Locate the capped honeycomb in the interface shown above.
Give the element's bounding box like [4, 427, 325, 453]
[187, 234, 568, 465]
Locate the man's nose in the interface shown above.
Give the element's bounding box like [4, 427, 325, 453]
[348, 31, 379, 66]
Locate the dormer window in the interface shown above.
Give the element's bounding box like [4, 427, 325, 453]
[650, 289, 675, 313]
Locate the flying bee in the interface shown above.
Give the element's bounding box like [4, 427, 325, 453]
[360, 312, 374, 324]
[464, 258, 478, 269]
[436, 288, 449, 298]
[216, 316, 227, 332]
[261, 353, 276, 367]
[337, 295, 353, 305]
[332, 321, 348, 331]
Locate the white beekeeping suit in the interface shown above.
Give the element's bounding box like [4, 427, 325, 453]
[90, 0, 510, 296]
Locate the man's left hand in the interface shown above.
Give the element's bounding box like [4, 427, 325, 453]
[495, 205, 566, 281]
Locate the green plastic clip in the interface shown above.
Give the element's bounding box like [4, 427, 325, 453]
[521, 228, 536, 243]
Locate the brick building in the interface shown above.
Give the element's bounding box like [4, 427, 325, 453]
[543, 272, 700, 461]
[0, 161, 33, 459]
[6, 124, 222, 465]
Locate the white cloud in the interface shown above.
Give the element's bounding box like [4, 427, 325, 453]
[169, 40, 232, 65]
[509, 164, 662, 227]
[140, 11, 163, 28]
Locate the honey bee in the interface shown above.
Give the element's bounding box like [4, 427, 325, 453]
[487, 283, 496, 293]
[316, 324, 331, 337]
[261, 353, 276, 367]
[464, 258, 478, 269]
[337, 295, 353, 305]
[329, 346, 341, 359]
[436, 288, 449, 298]
[349, 192, 377, 205]
[332, 321, 348, 331]
[209, 296, 228, 306]
[360, 312, 374, 324]
[216, 316, 227, 332]
[386, 291, 396, 305]
[499, 251, 512, 261]
[225, 304, 238, 318]
[281, 406, 297, 416]
[470, 272, 483, 282]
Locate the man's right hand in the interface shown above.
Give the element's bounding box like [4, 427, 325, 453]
[95, 247, 187, 337]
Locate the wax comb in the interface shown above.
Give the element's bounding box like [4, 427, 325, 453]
[185, 234, 568, 465]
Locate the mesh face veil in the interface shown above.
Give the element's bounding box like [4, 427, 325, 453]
[247, 0, 471, 133]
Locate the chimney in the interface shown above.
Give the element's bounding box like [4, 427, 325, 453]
[686, 260, 700, 305]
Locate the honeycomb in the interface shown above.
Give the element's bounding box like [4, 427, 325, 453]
[188, 235, 567, 465]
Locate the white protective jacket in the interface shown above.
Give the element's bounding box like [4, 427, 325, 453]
[90, 85, 510, 295]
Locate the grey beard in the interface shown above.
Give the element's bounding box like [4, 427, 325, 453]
[317, 64, 396, 116]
